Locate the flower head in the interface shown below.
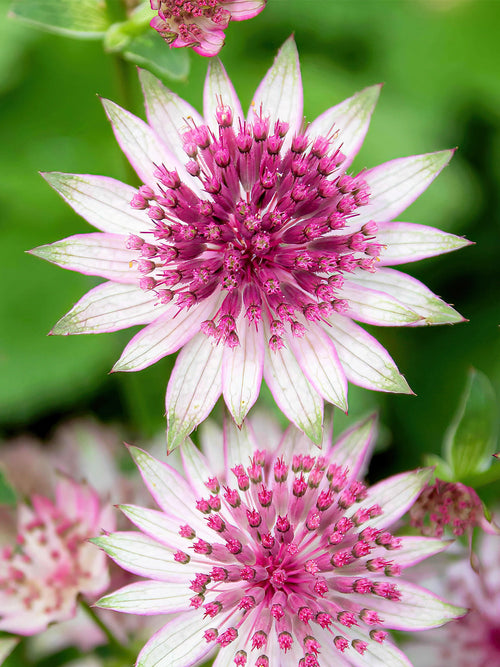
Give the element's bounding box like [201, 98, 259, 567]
[0, 475, 113, 636]
[33, 38, 469, 448]
[150, 0, 266, 56]
[404, 531, 500, 667]
[94, 415, 464, 666]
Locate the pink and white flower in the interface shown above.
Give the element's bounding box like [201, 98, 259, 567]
[94, 416, 464, 667]
[32, 38, 469, 448]
[404, 531, 500, 667]
[149, 0, 267, 56]
[0, 475, 114, 636]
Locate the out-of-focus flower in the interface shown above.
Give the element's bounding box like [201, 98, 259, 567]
[0, 475, 113, 635]
[150, 0, 266, 56]
[94, 416, 464, 666]
[32, 38, 469, 448]
[409, 479, 500, 538]
[404, 531, 500, 667]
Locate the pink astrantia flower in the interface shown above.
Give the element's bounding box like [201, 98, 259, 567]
[409, 479, 500, 539]
[0, 476, 114, 636]
[404, 531, 500, 667]
[94, 416, 464, 667]
[32, 38, 469, 448]
[150, 0, 266, 56]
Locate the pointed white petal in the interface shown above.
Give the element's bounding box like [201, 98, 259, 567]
[222, 319, 264, 425]
[223, 418, 258, 471]
[51, 282, 159, 335]
[249, 36, 303, 146]
[361, 468, 434, 530]
[29, 233, 138, 283]
[288, 325, 348, 412]
[199, 419, 226, 476]
[119, 504, 199, 552]
[180, 438, 212, 499]
[348, 580, 465, 631]
[166, 333, 224, 452]
[102, 98, 185, 187]
[323, 313, 411, 393]
[42, 172, 151, 235]
[341, 280, 422, 326]
[307, 84, 381, 168]
[204, 58, 244, 132]
[0, 638, 19, 663]
[113, 293, 219, 371]
[331, 415, 378, 479]
[136, 613, 215, 667]
[356, 150, 454, 225]
[349, 268, 464, 325]
[263, 328, 323, 445]
[223, 0, 266, 20]
[138, 69, 204, 192]
[92, 532, 182, 580]
[97, 580, 190, 614]
[377, 221, 471, 266]
[392, 536, 452, 568]
[128, 446, 200, 524]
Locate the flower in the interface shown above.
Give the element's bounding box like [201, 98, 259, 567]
[0, 475, 114, 636]
[409, 479, 500, 539]
[32, 38, 470, 448]
[149, 0, 267, 56]
[404, 531, 500, 667]
[93, 415, 464, 667]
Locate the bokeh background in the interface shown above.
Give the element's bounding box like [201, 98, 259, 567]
[0, 0, 499, 664]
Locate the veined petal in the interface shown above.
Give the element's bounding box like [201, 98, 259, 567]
[348, 580, 466, 631]
[307, 84, 381, 168]
[204, 58, 244, 132]
[330, 414, 378, 480]
[223, 418, 258, 472]
[42, 172, 150, 236]
[139, 69, 204, 192]
[136, 613, 215, 667]
[119, 504, 200, 552]
[355, 150, 454, 225]
[128, 446, 200, 524]
[315, 625, 412, 667]
[377, 221, 471, 265]
[51, 282, 159, 335]
[223, 0, 266, 20]
[349, 268, 464, 325]
[392, 536, 452, 568]
[91, 532, 183, 580]
[340, 280, 422, 326]
[97, 580, 190, 615]
[180, 438, 213, 499]
[113, 293, 219, 371]
[102, 98, 185, 187]
[166, 333, 224, 452]
[249, 36, 303, 146]
[361, 468, 434, 530]
[263, 327, 323, 445]
[222, 318, 264, 425]
[323, 313, 411, 394]
[287, 325, 348, 412]
[29, 233, 138, 283]
[0, 637, 19, 663]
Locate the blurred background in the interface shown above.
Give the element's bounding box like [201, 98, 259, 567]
[1, 0, 500, 665]
[1, 0, 499, 488]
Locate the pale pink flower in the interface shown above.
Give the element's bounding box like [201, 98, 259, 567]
[32, 38, 469, 448]
[150, 0, 266, 56]
[404, 531, 500, 667]
[94, 416, 464, 667]
[0, 475, 114, 636]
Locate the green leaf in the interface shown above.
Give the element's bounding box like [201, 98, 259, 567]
[444, 368, 498, 480]
[123, 31, 190, 82]
[0, 467, 16, 506]
[9, 0, 111, 38]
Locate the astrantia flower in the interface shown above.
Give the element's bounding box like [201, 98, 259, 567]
[94, 416, 464, 667]
[404, 531, 500, 667]
[0, 476, 113, 635]
[150, 0, 266, 56]
[32, 38, 469, 448]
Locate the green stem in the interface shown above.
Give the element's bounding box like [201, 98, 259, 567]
[78, 598, 136, 662]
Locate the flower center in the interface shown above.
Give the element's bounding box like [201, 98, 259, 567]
[173, 450, 403, 664]
[128, 103, 382, 349]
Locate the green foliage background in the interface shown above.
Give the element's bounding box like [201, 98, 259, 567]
[0, 0, 499, 662]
